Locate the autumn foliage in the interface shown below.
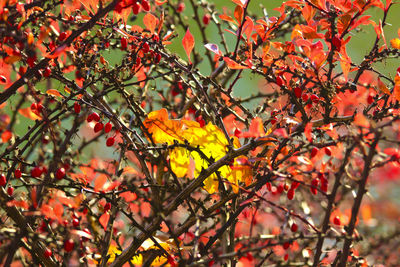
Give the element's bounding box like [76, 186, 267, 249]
[1, 0, 400, 266]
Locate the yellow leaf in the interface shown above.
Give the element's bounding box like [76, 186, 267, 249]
[144, 110, 253, 194]
[390, 38, 400, 49]
[170, 147, 190, 177]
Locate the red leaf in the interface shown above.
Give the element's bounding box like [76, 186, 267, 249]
[182, 28, 195, 64]
[99, 212, 110, 230]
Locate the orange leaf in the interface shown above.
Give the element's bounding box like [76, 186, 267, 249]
[155, 0, 167, 5]
[46, 89, 63, 98]
[182, 28, 195, 64]
[377, 78, 391, 95]
[99, 212, 110, 230]
[143, 13, 158, 34]
[223, 57, 248, 69]
[94, 174, 108, 192]
[18, 107, 42, 120]
[4, 55, 22, 64]
[1, 130, 12, 143]
[354, 113, 370, 128]
[120, 191, 137, 202]
[393, 84, 400, 101]
[7, 200, 29, 210]
[219, 14, 237, 25]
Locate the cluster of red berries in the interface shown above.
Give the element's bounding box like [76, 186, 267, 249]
[86, 112, 115, 147]
[31, 102, 44, 115]
[115, 0, 150, 15]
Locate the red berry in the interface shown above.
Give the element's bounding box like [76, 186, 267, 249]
[55, 167, 66, 180]
[43, 67, 51, 77]
[294, 87, 302, 98]
[196, 116, 205, 127]
[291, 223, 298, 232]
[31, 166, 43, 178]
[203, 14, 211, 25]
[283, 242, 290, 249]
[310, 94, 319, 103]
[104, 202, 111, 212]
[72, 218, 80, 227]
[234, 128, 241, 138]
[141, 0, 150, 11]
[42, 135, 50, 144]
[88, 112, 100, 122]
[74, 102, 81, 114]
[0, 174, 6, 186]
[154, 53, 161, 63]
[121, 37, 128, 50]
[302, 93, 309, 102]
[277, 183, 284, 194]
[7, 186, 14, 196]
[311, 147, 319, 158]
[64, 239, 74, 252]
[136, 57, 141, 67]
[94, 122, 104, 133]
[106, 137, 115, 147]
[14, 169, 22, 179]
[287, 188, 295, 200]
[142, 42, 150, 53]
[291, 181, 300, 190]
[132, 2, 140, 14]
[0, 75, 7, 83]
[333, 216, 341, 225]
[31, 103, 37, 111]
[59, 32, 67, 41]
[311, 178, 319, 195]
[177, 2, 185, 12]
[44, 248, 52, 258]
[325, 147, 332, 156]
[276, 76, 284, 86]
[332, 36, 341, 50]
[41, 166, 48, 174]
[367, 94, 374, 104]
[104, 122, 112, 133]
[27, 55, 36, 67]
[36, 103, 44, 113]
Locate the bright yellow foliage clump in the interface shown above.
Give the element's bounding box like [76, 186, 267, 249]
[143, 109, 252, 193]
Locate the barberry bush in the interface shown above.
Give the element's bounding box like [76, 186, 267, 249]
[1, 0, 400, 266]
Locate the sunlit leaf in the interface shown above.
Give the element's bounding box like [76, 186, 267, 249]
[224, 57, 248, 69]
[18, 107, 42, 120]
[182, 28, 195, 64]
[143, 13, 158, 34]
[390, 38, 400, 49]
[46, 89, 63, 98]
